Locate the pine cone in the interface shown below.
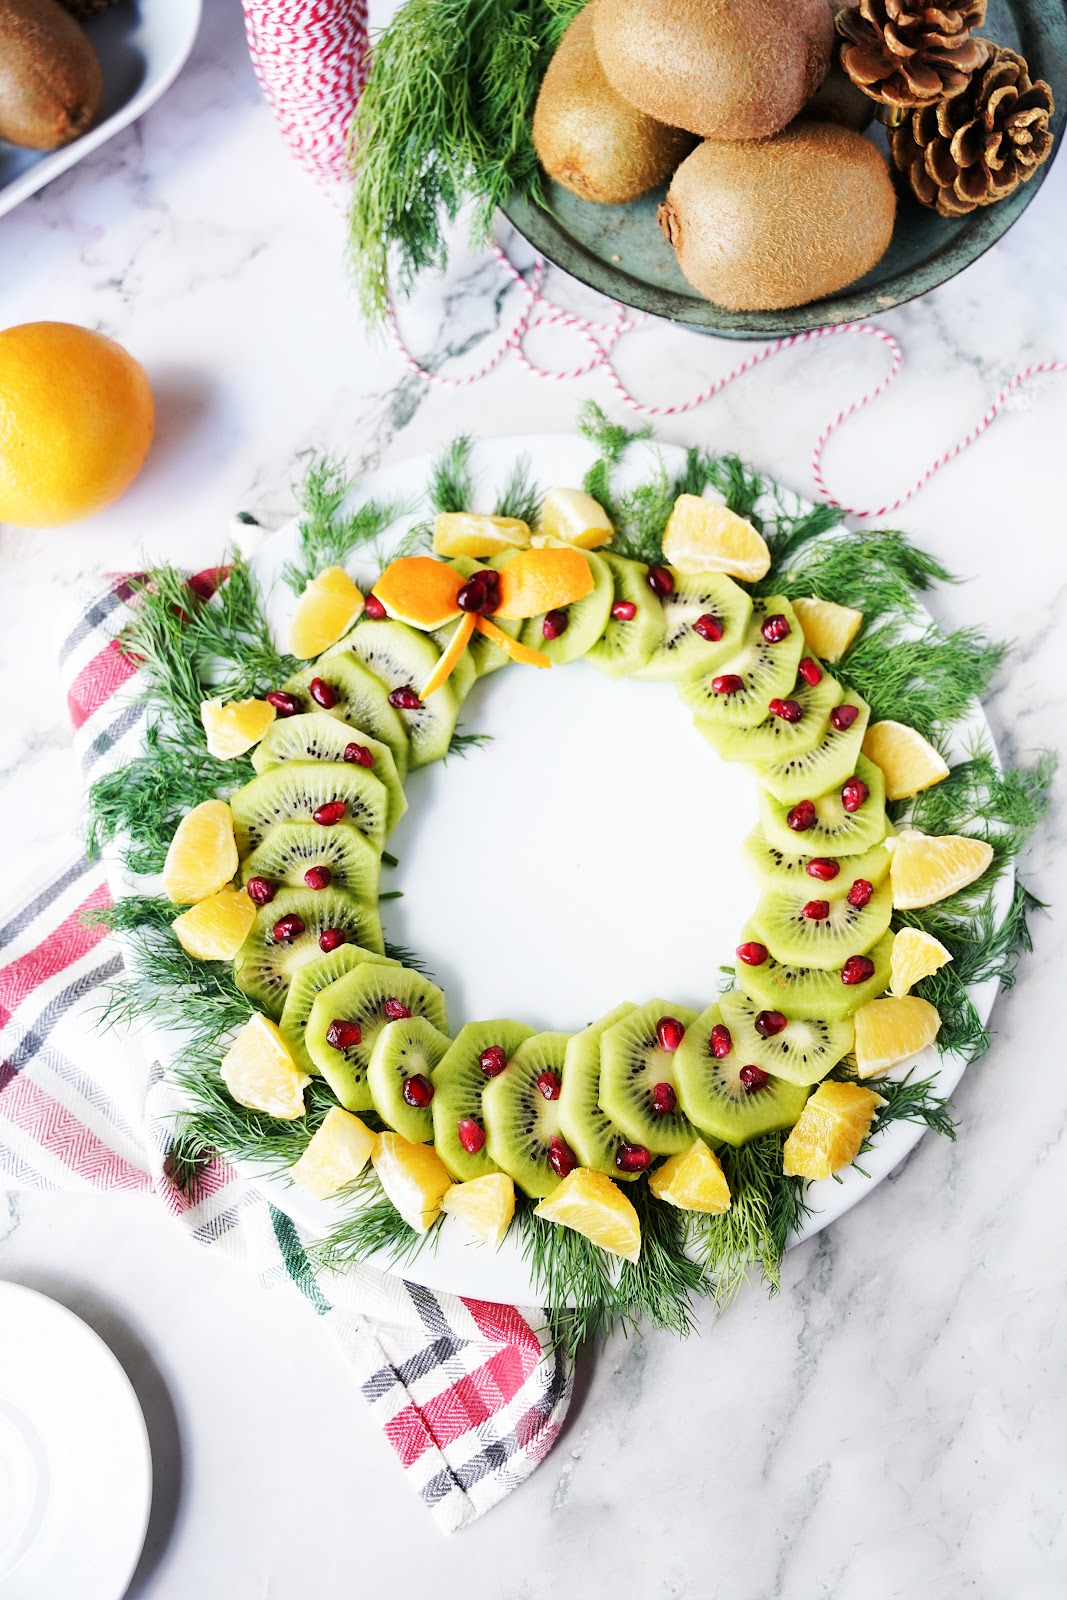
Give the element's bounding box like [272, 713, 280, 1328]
[890, 44, 1055, 216]
[836, 1, 991, 107]
[56, 0, 121, 16]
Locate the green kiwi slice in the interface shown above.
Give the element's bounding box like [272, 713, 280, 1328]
[559, 1003, 643, 1181]
[345, 620, 459, 767]
[233, 888, 384, 1019]
[754, 693, 871, 805]
[751, 879, 893, 971]
[367, 1015, 452, 1143]
[735, 928, 895, 1022]
[251, 711, 407, 833]
[635, 570, 752, 682]
[597, 1000, 699, 1155]
[759, 754, 886, 858]
[697, 664, 839, 764]
[306, 963, 449, 1111]
[279, 945, 399, 1076]
[432, 1019, 533, 1181]
[240, 822, 381, 903]
[229, 761, 389, 856]
[717, 990, 854, 1088]
[587, 555, 666, 678]
[674, 1002, 811, 1141]
[741, 826, 894, 902]
[482, 1031, 573, 1198]
[519, 550, 614, 664]
[282, 656, 409, 780]
[678, 596, 804, 727]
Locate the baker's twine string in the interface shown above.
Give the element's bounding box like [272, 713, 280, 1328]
[386, 241, 1067, 521]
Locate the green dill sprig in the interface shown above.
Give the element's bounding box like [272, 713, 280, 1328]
[493, 454, 542, 525]
[613, 1182, 707, 1337]
[284, 455, 401, 593]
[309, 1169, 441, 1274]
[445, 729, 492, 761]
[838, 623, 1006, 745]
[829, 1063, 957, 1144]
[428, 436, 476, 515]
[382, 941, 437, 980]
[693, 1134, 811, 1309]
[899, 744, 1055, 848]
[770, 527, 952, 617]
[517, 1202, 620, 1355]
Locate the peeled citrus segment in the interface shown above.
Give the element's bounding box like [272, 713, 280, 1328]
[474, 615, 551, 668]
[220, 1013, 310, 1119]
[291, 1107, 376, 1198]
[162, 799, 239, 904]
[421, 611, 476, 697]
[662, 494, 771, 581]
[494, 546, 596, 619]
[173, 886, 256, 961]
[782, 1080, 883, 1180]
[862, 720, 950, 800]
[854, 996, 942, 1078]
[373, 1132, 453, 1233]
[890, 926, 953, 997]
[890, 831, 994, 910]
[433, 512, 531, 559]
[649, 1139, 732, 1214]
[539, 487, 613, 549]
[374, 555, 464, 631]
[440, 1173, 516, 1249]
[533, 1168, 641, 1263]
[289, 566, 365, 658]
[791, 596, 863, 662]
[200, 696, 276, 760]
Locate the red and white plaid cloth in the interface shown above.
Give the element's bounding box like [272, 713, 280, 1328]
[0, 575, 572, 1534]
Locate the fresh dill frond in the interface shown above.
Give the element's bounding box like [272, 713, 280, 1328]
[445, 729, 492, 760]
[838, 624, 1006, 744]
[577, 400, 651, 464]
[703, 454, 767, 527]
[693, 1134, 810, 1309]
[493, 454, 542, 525]
[284, 454, 401, 592]
[517, 1202, 619, 1357]
[428, 435, 476, 515]
[169, 1066, 335, 1177]
[309, 1170, 438, 1273]
[830, 1063, 957, 1142]
[901, 745, 1055, 850]
[612, 1182, 707, 1338]
[382, 941, 437, 980]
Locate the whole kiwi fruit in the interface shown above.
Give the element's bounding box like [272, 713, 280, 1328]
[533, 6, 694, 205]
[0, 0, 103, 151]
[658, 123, 896, 312]
[592, 0, 833, 141]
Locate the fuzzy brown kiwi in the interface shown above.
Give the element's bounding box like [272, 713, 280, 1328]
[658, 123, 896, 312]
[0, 0, 102, 151]
[591, 0, 833, 142]
[533, 6, 694, 205]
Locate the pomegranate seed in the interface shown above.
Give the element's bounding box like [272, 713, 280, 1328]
[542, 609, 569, 641]
[383, 998, 412, 1021]
[713, 673, 745, 696]
[651, 1080, 677, 1116]
[656, 1016, 686, 1053]
[769, 698, 804, 723]
[841, 954, 876, 985]
[646, 565, 674, 599]
[739, 1064, 769, 1092]
[266, 690, 301, 718]
[344, 742, 374, 769]
[848, 878, 874, 908]
[547, 1135, 577, 1179]
[304, 865, 332, 890]
[364, 594, 387, 620]
[326, 1018, 362, 1050]
[761, 613, 791, 643]
[402, 1074, 434, 1108]
[319, 928, 346, 953]
[309, 677, 338, 709]
[806, 857, 840, 881]
[710, 1024, 733, 1059]
[830, 703, 859, 731]
[755, 1010, 787, 1038]
[457, 1117, 486, 1154]
[611, 600, 637, 622]
[693, 613, 724, 643]
[272, 914, 305, 943]
[615, 1143, 652, 1173]
[389, 686, 421, 711]
[313, 801, 346, 826]
[479, 1045, 508, 1078]
[803, 900, 830, 921]
[788, 799, 817, 832]
[245, 876, 275, 906]
[737, 941, 769, 966]
[537, 1069, 563, 1101]
[798, 657, 823, 686]
[457, 577, 493, 615]
[841, 776, 869, 813]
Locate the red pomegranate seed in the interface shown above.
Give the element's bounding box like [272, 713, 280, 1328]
[739, 1064, 769, 1092]
[389, 686, 421, 711]
[798, 657, 823, 686]
[755, 1010, 787, 1038]
[656, 1016, 686, 1052]
[457, 1117, 486, 1154]
[848, 878, 874, 908]
[802, 899, 830, 921]
[344, 742, 374, 769]
[761, 613, 791, 643]
[769, 698, 804, 723]
[266, 690, 301, 718]
[326, 1018, 362, 1050]
[479, 1045, 508, 1078]
[542, 608, 569, 640]
[245, 876, 275, 906]
[830, 703, 859, 731]
[272, 914, 305, 943]
[788, 799, 817, 832]
[806, 857, 840, 881]
[313, 800, 346, 826]
[457, 577, 493, 615]
[713, 673, 745, 696]
[403, 1074, 434, 1108]
[309, 677, 338, 709]
[537, 1069, 563, 1101]
[547, 1135, 577, 1179]
[841, 776, 869, 813]
[646, 565, 674, 599]
[710, 1023, 733, 1059]
[364, 594, 387, 620]
[693, 613, 724, 642]
[615, 1143, 652, 1173]
[841, 954, 876, 985]
[319, 928, 346, 953]
[304, 865, 332, 890]
[383, 998, 412, 1021]
[737, 941, 769, 966]
[611, 600, 637, 622]
[651, 1080, 677, 1116]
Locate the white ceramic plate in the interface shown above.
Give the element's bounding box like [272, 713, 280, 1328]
[115, 434, 1010, 1306]
[0, 0, 202, 221]
[0, 1282, 151, 1600]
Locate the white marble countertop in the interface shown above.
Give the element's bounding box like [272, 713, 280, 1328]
[2, 2, 1066, 1595]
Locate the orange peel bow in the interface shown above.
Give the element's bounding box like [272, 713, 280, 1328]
[493, 547, 595, 620]
[421, 613, 476, 697]
[372, 556, 463, 631]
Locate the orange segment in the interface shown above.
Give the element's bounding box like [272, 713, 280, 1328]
[291, 1107, 376, 1198]
[890, 831, 994, 910]
[474, 615, 552, 667]
[172, 886, 255, 961]
[162, 799, 239, 904]
[440, 1173, 516, 1249]
[533, 1168, 641, 1263]
[373, 1132, 453, 1232]
[782, 1080, 883, 1180]
[421, 612, 476, 697]
[862, 720, 950, 800]
[289, 566, 365, 658]
[539, 487, 613, 549]
[890, 927, 952, 997]
[494, 546, 596, 619]
[374, 556, 464, 630]
[200, 697, 276, 760]
[854, 996, 942, 1078]
[220, 1013, 310, 1120]
[649, 1140, 732, 1214]
[662, 495, 771, 581]
[791, 596, 863, 662]
[433, 512, 531, 558]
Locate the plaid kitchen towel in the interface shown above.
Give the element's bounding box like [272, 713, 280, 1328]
[0, 573, 572, 1534]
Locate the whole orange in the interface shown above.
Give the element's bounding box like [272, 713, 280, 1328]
[0, 321, 155, 527]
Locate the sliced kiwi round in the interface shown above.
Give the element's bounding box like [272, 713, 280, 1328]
[587, 554, 666, 678]
[229, 760, 389, 856]
[741, 826, 894, 902]
[679, 596, 804, 727]
[482, 1031, 573, 1198]
[674, 1002, 811, 1141]
[240, 822, 381, 903]
[233, 888, 384, 1019]
[345, 619, 459, 767]
[735, 927, 895, 1023]
[281, 655, 409, 780]
[279, 944, 399, 1076]
[305, 963, 449, 1111]
[559, 1003, 644, 1180]
[754, 694, 871, 805]
[432, 1019, 533, 1181]
[759, 754, 887, 858]
[519, 549, 614, 665]
[698, 664, 838, 765]
[751, 879, 893, 971]
[251, 711, 407, 833]
[597, 1000, 699, 1155]
[367, 1015, 452, 1143]
[718, 989, 854, 1088]
[635, 569, 752, 682]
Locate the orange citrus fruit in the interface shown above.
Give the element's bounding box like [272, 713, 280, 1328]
[539, 487, 613, 549]
[662, 495, 771, 581]
[173, 886, 255, 962]
[433, 512, 531, 558]
[782, 1080, 883, 1181]
[889, 926, 952, 997]
[162, 799, 239, 904]
[791, 596, 863, 662]
[220, 1013, 310, 1120]
[0, 322, 154, 526]
[649, 1139, 732, 1213]
[853, 996, 941, 1078]
[291, 1108, 377, 1198]
[440, 1173, 517, 1248]
[289, 566, 365, 657]
[890, 831, 994, 910]
[373, 1132, 453, 1232]
[862, 720, 950, 800]
[534, 1168, 642, 1262]
[200, 698, 276, 760]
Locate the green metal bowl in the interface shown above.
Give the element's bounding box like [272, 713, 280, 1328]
[502, 0, 1066, 339]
